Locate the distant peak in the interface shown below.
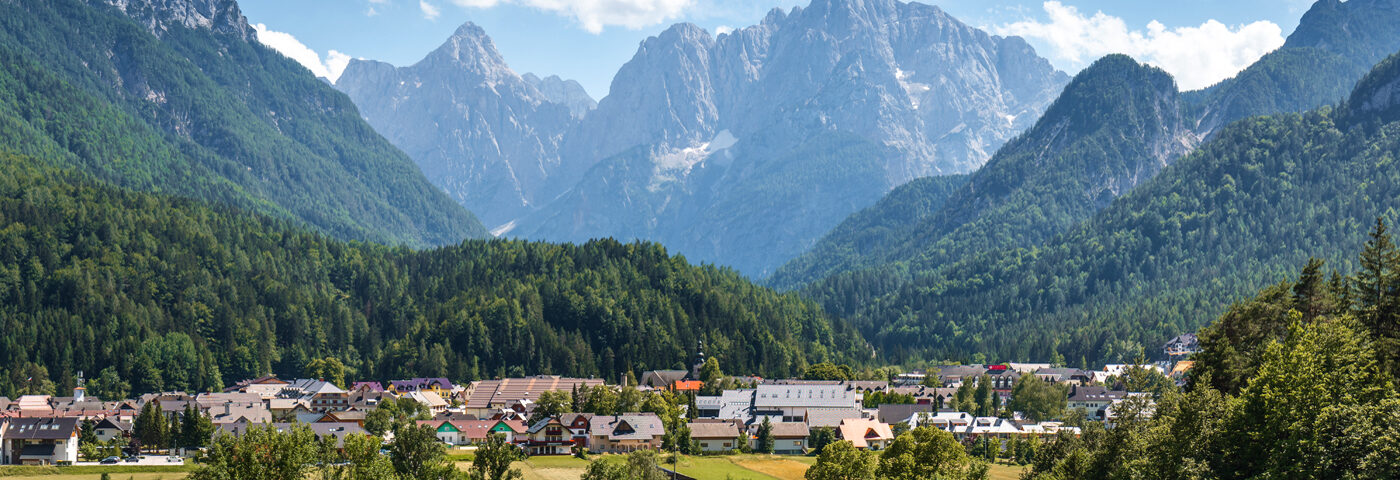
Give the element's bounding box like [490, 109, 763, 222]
[452, 21, 488, 40]
[94, 0, 252, 40]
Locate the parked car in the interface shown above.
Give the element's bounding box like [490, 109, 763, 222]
[100, 456, 121, 464]
[124, 456, 142, 463]
[168, 455, 182, 462]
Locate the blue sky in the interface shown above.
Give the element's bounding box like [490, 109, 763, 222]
[240, 0, 1321, 98]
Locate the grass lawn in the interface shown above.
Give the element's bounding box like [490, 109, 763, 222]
[0, 465, 193, 480]
[987, 462, 1028, 480]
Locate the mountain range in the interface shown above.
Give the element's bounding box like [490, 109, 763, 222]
[0, 0, 488, 247]
[337, 0, 1069, 276]
[772, 0, 1400, 291]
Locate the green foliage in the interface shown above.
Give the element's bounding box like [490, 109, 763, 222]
[804, 440, 876, 480]
[800, 55, 1400, 368]
[467, 434, 523, 480]
[769, 174, 968, 290]
[179, 404, 215, 450]
[755, 417, 774, 454]
[803, 363, 854, 381]
[1008, 375, 1068, 422]
[0, 0, 486, 248]
[134, 401, 168, 453]
[862, 390, 916, 409]
[388, 422, 456, 480]
[365, 397, 431, 437]
[190, 424, 319, 480]
[321, 433, 402, 480]
[0, 153, 865, 396]
[875, 427, 970, 480]
[580, 450, 668, 480]
[530, 390, 572, 424]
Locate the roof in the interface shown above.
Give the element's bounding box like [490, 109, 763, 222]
[408, 391, 449, 408]
[640, 370, 689, 388]
[390, 378, 454, 391]
[17, 395, 53, 411]
[753, 385, 858, 409]
[1068, 386, 1128, 402]
[589, 414, 665, 441]
[672, 380, 704, 391]
[350, 382, 385, 392]
[94, 418, 132, 431]
[464, 377, 603, 410]
[768, 422, 810, 438]
[837, 419, 893, 449]
[687, 422, 740, 439]
[804, 408, 864, 428]
[5, 417, 79, 439]
[217, 422, 365, 448]
[877, 403, 935, 424]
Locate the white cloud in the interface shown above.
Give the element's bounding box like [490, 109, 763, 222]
[715, 25, 734, 36]
[253, 24, 354, 83]
[448, 0, 694, 34]
[366, 6, 379, 16]
[420, 0, 442, 20]
[994, 1, 1285, 90]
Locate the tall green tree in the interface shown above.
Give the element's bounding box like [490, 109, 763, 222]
[755, 417, 775, 454]
[467, 433, 523, 480]
[387, 422, 456, 480]
[1008, 375, 1068, 422]
[875, 427, 970, 480]
[804, 441, 876, 480]
[179, 404, 215, 450]
[189, 424, 318, 480]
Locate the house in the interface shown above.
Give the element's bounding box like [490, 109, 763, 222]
[16, 396, 53, 416]
[639, 370, 689, 389]
[1007, 363, 1053, 374]
[752, 385, 861, 423]
[884, 386, 955, 406]
[92, 418, 132, 443]
[803, 408, 865, 429]
[1067, 386, 1129, 420]
[688, 421, 742, 453]
[756, 422, 809, 454]
[222, 376, 290, 399]
[320, 410, 368, 426]
[587, 414, 665, 453]
[1164, 334, 1200, 357]
[407, 391, 449, 414]
[2, 417, 79, 465]
[349, 382, 385, 393]
[489, 419, 528, 442]
[836, 418, 893, 450]
[1034, 368, 1092, 386]
[389, 378, 454, 396]
[911, 411, 973, 432]
[520, 417, 585, 455]
[670, 380, 704, 393]
[207, 402, 273, 425]
[877, 403, 935, 425]
[892, 370, 929, 386]
[348, 389, 397, 410]
[694, 389, 755, 420]
[462, 377, 603, 418]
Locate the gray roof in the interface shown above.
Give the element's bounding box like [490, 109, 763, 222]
[1068, 386, 1128, 402]
[640, 370, 689, 388]
[877, 403, 935, 424]
[804, 408, 864, 428]
[768, 422, 810, 438]
[687, 421, 741, 439]
[5, 417, 79, 440]
[753, 385, 858, 409]
[590, 414, 665, 441]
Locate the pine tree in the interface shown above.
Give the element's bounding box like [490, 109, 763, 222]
[1293, 258, 1326, 320]
[1355, 218, 1400, 336]
[756, 417, 774, 454]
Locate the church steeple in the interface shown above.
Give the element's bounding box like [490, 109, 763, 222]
[690, 340, 706, 379]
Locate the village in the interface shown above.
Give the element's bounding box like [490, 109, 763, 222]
[0, 336, 1199, 469]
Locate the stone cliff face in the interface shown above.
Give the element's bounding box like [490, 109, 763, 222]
[518, 0, 1068, 276]
[336, 0, 1068, 275]
[95, 0, 253, 40]
[336, 23, 590, 229]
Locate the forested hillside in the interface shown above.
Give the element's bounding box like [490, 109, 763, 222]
[770, 56, 1192, 289]
[1024, 226, 1400, 479]
[0, 154, 865, 398]
[0, 0, 486, 248]
[808, 52, 1400, 367]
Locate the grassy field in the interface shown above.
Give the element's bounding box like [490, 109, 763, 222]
[482, 454, 1025, 480]
[0, 465, 193, 480]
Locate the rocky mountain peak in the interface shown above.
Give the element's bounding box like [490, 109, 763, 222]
[95, 0, 251, 40]
[424, 21, 511, 77]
